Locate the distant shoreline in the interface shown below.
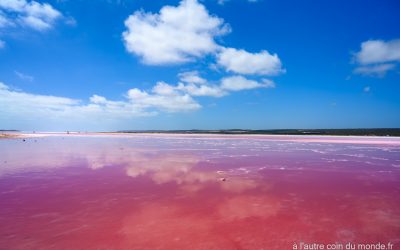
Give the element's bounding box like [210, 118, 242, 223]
[0, 134, 21, 139]
[2, 129, 400, 139]
[113, 128, 400, 137]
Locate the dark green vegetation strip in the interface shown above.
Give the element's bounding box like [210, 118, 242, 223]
[116, 129, 400, 136]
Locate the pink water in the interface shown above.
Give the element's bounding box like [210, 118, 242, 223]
[0, 134, 399, 249]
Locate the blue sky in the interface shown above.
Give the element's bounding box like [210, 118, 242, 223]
[0, 0, 399, 131]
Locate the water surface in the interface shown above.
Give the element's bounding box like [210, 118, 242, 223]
[0, 134, 399, 249]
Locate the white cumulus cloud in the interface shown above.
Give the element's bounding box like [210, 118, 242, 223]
[178, 71, 207, 84]
[353, 39, 400, 77]
[127, 82, 201, 112]
[217, 47, 284, 75]
[89, 94, 108, 104]
[0, 71, 277, 130]
[0, 81, 202, 130]
[0, 82, 149, 120]
[0, 82, 79, 109]
[353, 63, 396, 77]
[122, 0, 230, 65]
[354, 39, 400, 65]
[220, 75, 275, 91]
[161, 71, 274, 97]
[175, 72, 274, 96]
[0, 0, 62, 31]
[176, 71, 226, 97]
[177, 82, 227, 97]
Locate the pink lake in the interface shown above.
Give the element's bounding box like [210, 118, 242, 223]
[0, 134, 399, 249]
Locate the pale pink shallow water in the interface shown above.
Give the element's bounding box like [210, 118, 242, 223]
[0, 134, 399, 250]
